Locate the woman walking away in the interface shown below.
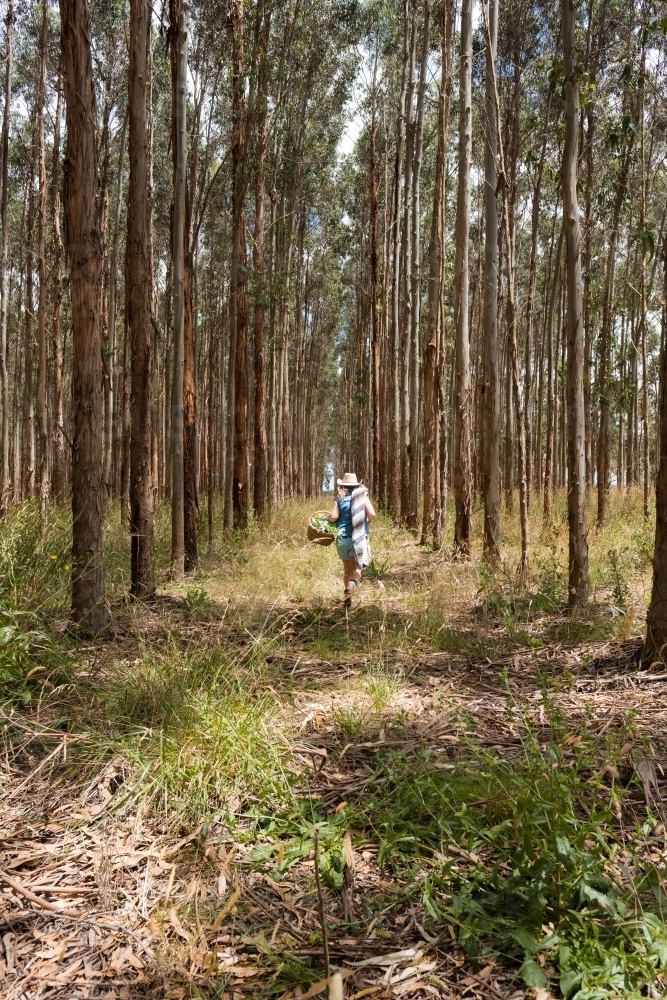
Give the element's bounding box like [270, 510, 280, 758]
[329, 472, 376, 606]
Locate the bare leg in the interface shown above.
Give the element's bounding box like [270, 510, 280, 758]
[342, 557, 361, 595]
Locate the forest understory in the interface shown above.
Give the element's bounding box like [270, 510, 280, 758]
[2, 491, 667, 1000]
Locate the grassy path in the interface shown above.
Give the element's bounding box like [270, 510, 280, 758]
[2, 493, 667, 999]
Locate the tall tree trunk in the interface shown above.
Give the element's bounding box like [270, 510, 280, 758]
[400, 1, 417, 522]
[230, 0, 248, 531]
[370, 42, 380, 500]
[484, 3, 528, 577]
[422, 0, 452, 545]
[643, 174, 667, 659]
[121, 300, 130, 523]
[524, 90, 551, 506]
[544, 224, 563, 521]
[596, 88, 633, 525]
[389, 1, 409, 520]
[583, 107, 594, 491]
[183, 221, 198, 564]
[51, 75, 65, 504]
[106, 107, 127, 496]
[233, 210, 248, 529]
[170, 0, 188, 578]
[128, 0, 155, 596]
[60, 0, 107, 631]
[98, 91, 111, 507]
[11, 260, 21, 503]
[639, 28, 649, 518]
[36, 0, 49, 518]
[407, 0, 430, 528]
[23, 155, 36, 500]
[453, 0, 472, 555]
[0, 0, 11, 505]
[562, 0, 589, 608]
[481, 0, 500, 560]
[252, 0, 270, 520]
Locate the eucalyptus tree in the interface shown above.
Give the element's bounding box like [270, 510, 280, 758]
[60, 0, 107, 631]
[170, 0, 188, 578]
[453, 0, 473, 555]
[561, 0, 589, 607]
[128, 0, 155, 596]
[481, 0, 500, 561]
[0, 1, 12, 504]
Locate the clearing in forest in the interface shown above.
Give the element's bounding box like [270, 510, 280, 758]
[2, 491, 667, 1000]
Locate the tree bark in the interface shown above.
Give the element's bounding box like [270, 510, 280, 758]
[596, 85, 633, 525]
[60, 0, 107, 631]
[233, 208, 248, 530]
[23, 149, 36, 501]
[0, 0, 11, 505]
[422, 0, 452, 545]
[170, 0, 188, 578]
[453, 0, 473, 555]
[407, 0, 430, 529]
[389, 1, 409, 520]
[183, 216, 198, 564]
[524, 90, 551, 507]
[230, 0, 248, 531]
[643, 163, 667, 656]
[562, 0, 589, 608]
[370, 41, 380, 501]
[544, 223, 563, 522]
[481, 0, 500, 561]
[106, 107, 128, 497]
[128, 0, 155, 596]
[51, 74, 65, 504]
[400, 1, 417, 522]
[639, 28, 649, 518]
[483, 2, 528, 577]
[252, 0, 270, 521]
[36, 0, 49, 519]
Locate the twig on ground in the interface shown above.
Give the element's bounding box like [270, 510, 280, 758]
[0, 869, 153, 954]
[0, 869, 82, 917]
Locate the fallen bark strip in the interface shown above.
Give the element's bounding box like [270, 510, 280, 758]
[0, 869, 154, 955]
[0, 869, 82, 916]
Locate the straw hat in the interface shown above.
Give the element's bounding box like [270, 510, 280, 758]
[337, 472, 362, 487]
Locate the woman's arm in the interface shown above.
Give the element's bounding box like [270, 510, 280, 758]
[365, 497, 376, 521]
[329, 500, 339, 521]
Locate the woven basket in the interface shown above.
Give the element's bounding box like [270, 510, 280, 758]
[307, 511, 335, 547]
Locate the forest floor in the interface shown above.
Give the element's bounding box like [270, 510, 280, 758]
[2, 490, 667, 1000]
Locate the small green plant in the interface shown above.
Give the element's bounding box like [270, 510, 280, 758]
[332, 698, 370, 738]
[0, 604, 72, 706]
[365, 661, 400, 711]
[184, 586, 213, 621]
[605, 547, 631, 608]
[365, 557, 389, 582]
[632, 515, 655, 567]
[533, 542, 567, 610]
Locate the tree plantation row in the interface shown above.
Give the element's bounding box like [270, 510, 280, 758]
[1, 0, 667, 646]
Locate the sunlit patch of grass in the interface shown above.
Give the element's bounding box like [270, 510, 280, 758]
[64, 647, 296, 822]
[365, 660, 402, 712]
[332, 696, 372, 738]
[546, 618, 619, 643]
